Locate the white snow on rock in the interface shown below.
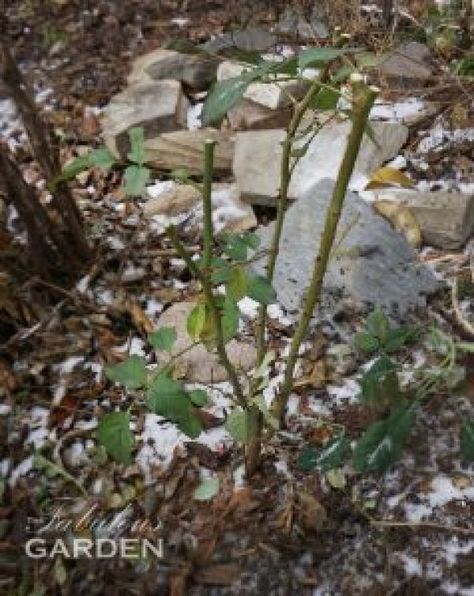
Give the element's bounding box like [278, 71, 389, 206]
[371, 98, 432, 125]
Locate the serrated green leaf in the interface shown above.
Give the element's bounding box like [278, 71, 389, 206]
[97, 411, 134, 465]
[461, 419, 474, 461]
[221, 234, 250, 261]
[209, 257, 233, 284]
[360, 355, 399, 404]
[246, 274, 276, 305]
[225, 408, 258, 443]
[193, 477, 220, 501]
[298, 47, 356, 69]
[105, 355, 147, 389]
[220, 295, 240, 343]
[226, 266, 248, 301]
[49, 148, 116, 190]
[147, 373, 202, 439]
[241, 231, 260, 250]
[298, 435, 350, 472]
[354, 333, 379, 353]
[124, 165, 150, 197]
[148, 327, 177, 352]
[187, 303, 207, 341]
[311, 87, 340, 110]
[89, 148, 116, 171]
[127, 126, 146, 165]
[252, 395, 279, 430]
[353, 402, 417, 473]
[366, 309, 390, 343]
[189, 389, 209, 407]
[383, 326, 419, 353]
[60, 153, 93, 178]
[202, 74, 256, 126]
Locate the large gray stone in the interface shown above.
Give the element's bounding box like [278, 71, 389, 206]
[204, 28, 276, 54]
[373, 190, 474, 249]
[376, 42, 433, 86]
[233, 120, 408, 206]
[276, 5, 329, 41]
[155, 302, 257, 383]
[102, 81, 188, 158]
[254, 179, 439, 316]
[128, 48, 218, 91]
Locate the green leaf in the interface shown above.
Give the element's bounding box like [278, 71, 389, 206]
[225, 408, 258, 443]
[221, 234, 250, 261]
[97, 411, 134, 465]
[187, 303, 207, 341]
[147, 373, 202, 439]
[298, 435, 350, 472]
[202, 73, 256, 126]
[311, 87, 340, 110]
[298, 47, 356, 69]
[148, 327, 177, 353]
[366, 309, 390, 343]
[354, 333, 379, 353]
[209, 258, 233, 284]
[252, 395, 279, 430]
[353, 402, 417, 473]
[189, 389, 209, 407]
[360, 356, 399, 404]
[89, 148, 116, 171]
[226, 266, 248, 301]
[105, 355, 147, 389]
[124, 165, 150, 197]
[383, 326, 419, 353]
[246, 274, 276, 305]
[49, 148, 116, 190]
[460, 419, 474, 461]
[241, 231, 260, 250]
[193, 477, 220, 501]
[127, 126, 146, 165]
[221, 296, 240, 343]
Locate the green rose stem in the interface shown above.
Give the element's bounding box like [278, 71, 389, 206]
[247, 70, 334, 477]
[202, 139, 216, 272]
[166, 138, 245, 408]
[272, 79, 378, 423]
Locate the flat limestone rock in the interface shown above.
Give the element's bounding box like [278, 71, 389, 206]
[217, 61, 309, 110]
[144, 129, 235, 175]
[233, 121, 408, 206]
[254, 179, 439, 316]
[155, 302, 257, 383]
[373, 190, 474, 249]
[128, 48, 218, 91]
[102, 80, 188, 158]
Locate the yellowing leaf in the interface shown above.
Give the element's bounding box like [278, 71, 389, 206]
[366, 167, 413, 190]
[374, 200, 422, 248]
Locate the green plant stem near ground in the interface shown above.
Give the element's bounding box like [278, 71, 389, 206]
[272, 78, 378, 422]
